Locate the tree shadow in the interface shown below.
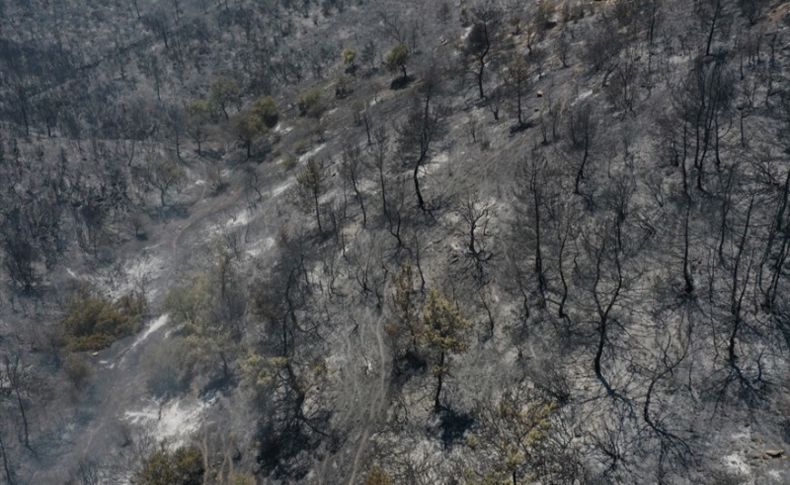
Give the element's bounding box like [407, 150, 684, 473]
[390, 75, 415, 90]
[151, 203, 190, 221]
[392, 349, 427, 387]
[437, 407, 474, 449]
[509, 120, 535, 135]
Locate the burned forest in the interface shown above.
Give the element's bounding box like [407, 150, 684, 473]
[0, 0, 789, 484]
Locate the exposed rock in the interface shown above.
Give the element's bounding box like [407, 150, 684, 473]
[765, 449, 785, 458]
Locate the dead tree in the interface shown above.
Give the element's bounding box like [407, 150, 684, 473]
[294, 159, 326, 233]
[587, 180, 635, 399]
[590, 227, 624, 397]
[0, 426, 12, 485]
[371, 125, 391, 223]
[456, 192, 495, 281]
[567, 101, 596, 195]
[466, 2, 501, 100]
[340, 146, 367, 227]
[681, 196, 695, 296]
[676, 56, 735, 193]
[546, 183, 579, 322]
[697, 0, 731, 56]
[726, 196, 754, 382]
[397, 69, 443, 212]
[641, 328, 693, 477]
[757, 160, 790, 309]
[504, 54, 531, 129]
[3, 355, 31, 451]
[514, 157, 549, 307]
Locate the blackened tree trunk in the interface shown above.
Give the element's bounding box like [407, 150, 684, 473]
[434, 350, 445, 411]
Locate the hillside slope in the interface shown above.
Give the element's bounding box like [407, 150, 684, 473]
[0, 1, 789, 484]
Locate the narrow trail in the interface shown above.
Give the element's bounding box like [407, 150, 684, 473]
[347, 313, 389, 485]
[72, 69, 406, 482]
[73, 168, 290, 468]
[314, 308, 389, 485]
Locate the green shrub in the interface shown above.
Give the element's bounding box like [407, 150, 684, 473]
[229, 473, 256, 485]
[61, 289, 146, 351]
[384, 44, 410, 79]
[342, 47, 357, 66]
[297, 88, 326, 118]
[134, 446, 204, 485]
[251, 96, 279, 128]
[365, 466, 393, 485]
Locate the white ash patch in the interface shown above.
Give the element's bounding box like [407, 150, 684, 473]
[226, 207, 252, 228]
[575, 89, 593, 103]
[129, 314, 169, 351]
[461, 25, 474, 42]
[274, 122, 293, 134]
[105, 253, 164, 300]
[358, 179, 378, 193]
[245, 237, 276, 258]
[420, 152, 450, 175]
[271, 179, 294, 198]
[124, 396, 214, 448]
[143, 241, 164, 251]
[299, 143, 326, 164]
[722, 452, 751, 478]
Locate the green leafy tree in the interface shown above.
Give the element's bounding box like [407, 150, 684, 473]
[385, 44, 410, 80]
[61, 289, 146, 351]
[209, 78, 241, 120]
[251, 96, 279, 127]
[165, 247, 244, 379]
[133, 446, 204, 485]
[420, 289, 471, 411]
[293, 159, 325, 232]
[186, 99, 212, 155]
[233, 113, 263, 160]
[365, 466, 393, 485]
[143, 159, 186, 207]
[342, 47, 357, 72]
[240, 352, 289, 393]
[466, 390, 557, 485]
[229, 473, 257, 485]
[388, 262, 421, 356]
[233, 96, 278, 158]
[297, 88, 327, 119]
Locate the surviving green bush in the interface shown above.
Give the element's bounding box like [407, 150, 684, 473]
[133, 446, 204, 485]
[297, 88, 326, 118]
[61, 289, 146, 351]
[384, 43, 410, 80]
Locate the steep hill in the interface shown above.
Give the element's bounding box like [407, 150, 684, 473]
[0, 1, 789, 484]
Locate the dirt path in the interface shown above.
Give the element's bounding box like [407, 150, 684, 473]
[346, 312, 389, 485]
[71, 167, 288, 471]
